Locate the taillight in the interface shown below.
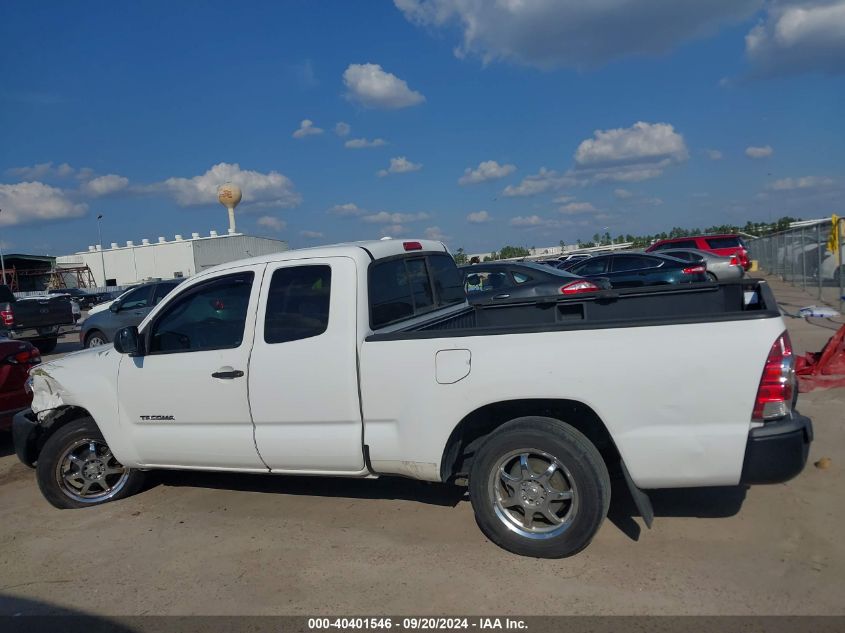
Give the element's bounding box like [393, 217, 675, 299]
[560, 280, 600, 294]
[403, 241, 423, 251]
[1, 306, 13, 326]
[4, 348, 41, 365]
[752, 333, 795, 421]
[682, 265, 706, 275]
[729, 255, 738, 266]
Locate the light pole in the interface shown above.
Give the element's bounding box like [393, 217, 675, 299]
[97, 214, 107, 287]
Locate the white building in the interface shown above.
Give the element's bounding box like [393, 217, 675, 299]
[57, 231, 289, 287]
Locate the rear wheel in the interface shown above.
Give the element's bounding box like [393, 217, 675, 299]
[469, 416, 610, 558]
[85, 330, 108, 348]
[706, 272, 718, 282]
[32, 338, 57, 354]
[35, 417, 145, 509]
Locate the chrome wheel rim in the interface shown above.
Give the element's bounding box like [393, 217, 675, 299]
[87, 336, 105, 348]
[487, 448, 578, 539]
[55, 438, 129, 503]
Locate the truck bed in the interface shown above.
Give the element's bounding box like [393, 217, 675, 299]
[371, 279, 776, 340]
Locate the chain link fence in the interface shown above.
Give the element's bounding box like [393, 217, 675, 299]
[753, 218, 844, 312]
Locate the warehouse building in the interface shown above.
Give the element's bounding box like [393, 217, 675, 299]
[56, 230, 289, 286]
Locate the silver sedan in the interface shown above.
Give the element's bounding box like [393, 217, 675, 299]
[656, 248, 744, 281]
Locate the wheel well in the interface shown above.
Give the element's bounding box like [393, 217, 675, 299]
[31, 406, 93, 460]
[439, 399, 619, 482]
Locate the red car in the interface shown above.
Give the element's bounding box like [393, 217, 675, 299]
[0, 339, 41, 431]
[646, 234, 751, 271]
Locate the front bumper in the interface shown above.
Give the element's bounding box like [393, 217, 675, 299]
[740, 411, 813, 485]
[12, 408, 40, 467]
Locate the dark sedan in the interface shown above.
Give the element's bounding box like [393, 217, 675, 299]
[460, 262, 610, 303]
[565, 253, 707, 288]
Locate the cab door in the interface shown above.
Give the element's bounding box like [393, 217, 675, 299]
[249, 257, 365, 473]
[117, 265, 266, 470]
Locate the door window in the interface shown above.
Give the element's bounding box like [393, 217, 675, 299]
[654, 240, 697, 250]
[705, 236, 741, 249]
[264, 265, 331, 344]
[611, 256, 660, 272]
[464, 271, 509, 293]
[571, 259, 608, 275]
[512, 272, 531, 284]
[153, 282, 180, 305]
[120, 286, 152, 310]
[149, 272, 254, 353]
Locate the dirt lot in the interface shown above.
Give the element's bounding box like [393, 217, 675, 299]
[1, 276, 843, 616]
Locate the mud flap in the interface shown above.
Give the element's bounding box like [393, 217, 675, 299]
[621, 460, 654, 529]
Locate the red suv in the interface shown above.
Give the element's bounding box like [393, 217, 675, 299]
[646, 234, 751, 271]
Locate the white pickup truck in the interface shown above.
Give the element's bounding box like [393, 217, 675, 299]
[13, 239, 812, 557]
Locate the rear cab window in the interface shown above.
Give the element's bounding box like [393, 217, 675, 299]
[370, 253, 465, 329]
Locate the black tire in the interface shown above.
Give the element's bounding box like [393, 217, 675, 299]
[469, 416, 610, 558]
[36, 416, 145, 509]
[32, 338, 58, 354]
[706, 272, 718, 282]
[84, 330, 108, 348]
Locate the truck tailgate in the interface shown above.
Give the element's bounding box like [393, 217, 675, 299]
[12, 296, 75, 328]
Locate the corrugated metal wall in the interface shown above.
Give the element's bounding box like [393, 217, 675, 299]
[193, 235, 289, 272]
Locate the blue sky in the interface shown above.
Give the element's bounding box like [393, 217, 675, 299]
[1, 0, 843, 256]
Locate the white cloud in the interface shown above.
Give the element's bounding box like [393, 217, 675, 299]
[335, 122, 351, 137]
[381, 224, 407, 237]
[424, 226, 450, 241]
[377, 156, 422, 177]
[361, 211, 431, 224]
[559, 201, 597, 214]
[745, 145, 774, 158]
[745, 1, 845, 77]
[614, 188, 633, 199]
[329, 202, 363, 216]
[502, 168, 575, 197]
[257, 216, 287, 232]
[343, 63, 425, 109]
[81, 174, 129, 197]
[467, 210, 492, 223]
[345, 137, 388, 149]
[768, 175, 835, 190]
[573, 121, 688, 182]
[158, 162, 301, 208]
[509, 215, 548, 228]
[458, 160, 516, 185]
[552, 195, 575, 203]
[395, 0, 759, 69]
[300, 230, 324, 239]
[6, 162, 90, 181]
[0, 181, 87, 226]
[705, 149, 724, 160]
[292, 119, 324, 139]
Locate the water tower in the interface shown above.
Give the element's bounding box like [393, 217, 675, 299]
[217, 182, 242, 234]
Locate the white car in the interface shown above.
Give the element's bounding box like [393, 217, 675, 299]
[13, 239, 812, 558]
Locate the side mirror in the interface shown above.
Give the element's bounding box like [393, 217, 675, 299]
[109, 301, 120, 313]
[113, 326, 141, 355]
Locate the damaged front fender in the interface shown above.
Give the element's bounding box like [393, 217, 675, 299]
[30, 367, 68, 418]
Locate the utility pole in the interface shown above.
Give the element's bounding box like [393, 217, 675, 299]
[97, 214, 107, 287]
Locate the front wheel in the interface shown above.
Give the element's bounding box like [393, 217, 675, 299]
[35, 417, 145, 509]
[85, 330, 108, 348]
[469, 416, 610, 558]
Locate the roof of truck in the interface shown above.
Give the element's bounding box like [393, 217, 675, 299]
[196, 238, 450, 278]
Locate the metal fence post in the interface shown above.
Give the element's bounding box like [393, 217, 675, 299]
[817, 223, 823, 300]
[801, 226, 806, 290]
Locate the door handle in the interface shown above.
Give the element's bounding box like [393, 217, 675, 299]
[212, 368, 244, 379]
[493, 294, 510, 300]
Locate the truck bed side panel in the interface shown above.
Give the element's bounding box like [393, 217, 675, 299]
[360, 315, 786, 488]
